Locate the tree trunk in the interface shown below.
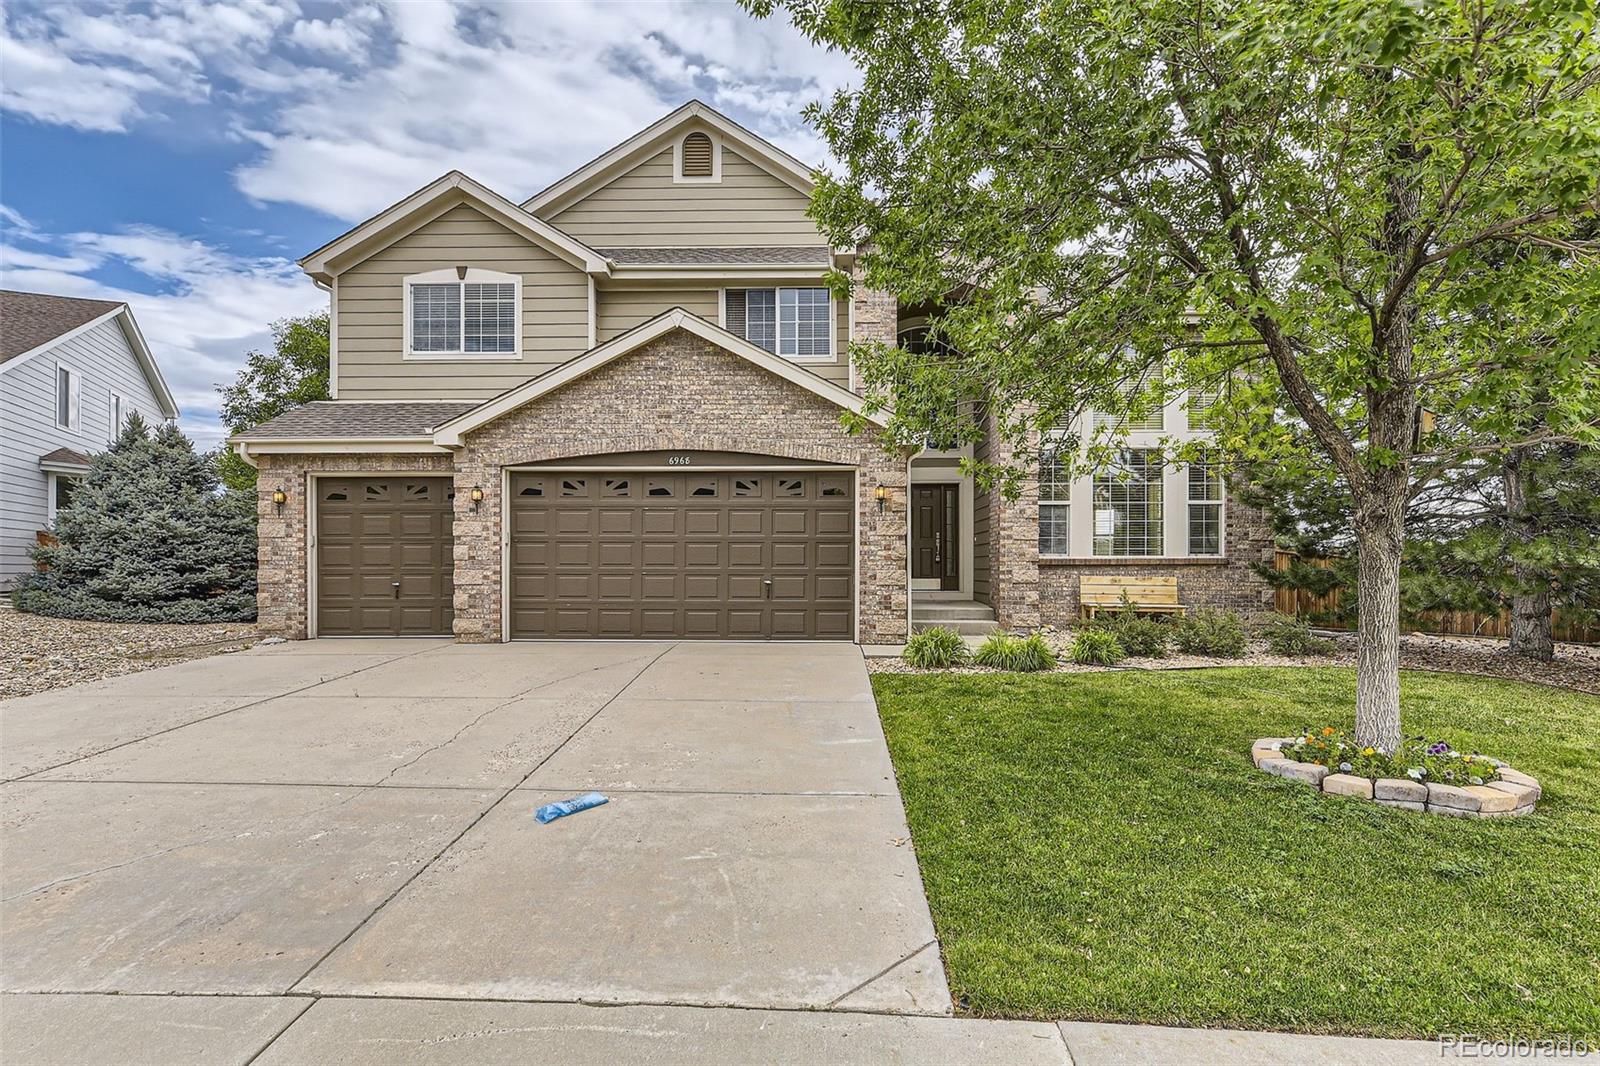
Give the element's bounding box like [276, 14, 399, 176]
[1503, 447, 1554, 662]
[1354, 507, 1405, 753]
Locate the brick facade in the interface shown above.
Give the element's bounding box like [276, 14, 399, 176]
[254, 328, 911, 644]
[980, 409, 1043, 630]
[253, 452, 455, 639]
[849, 261, 898, 393]
[1034, 481, 1277, 625]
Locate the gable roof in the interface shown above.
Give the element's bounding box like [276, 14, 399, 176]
[0, 290, 178, 418]
[598, 246, 832, 267]
[432, 308, 886, 447]
[522, 100, 818, 218]
[0, 290, 123, 364]
[299, 171, 612, 283]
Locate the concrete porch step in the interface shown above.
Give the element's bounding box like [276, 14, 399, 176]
[912, 619, 1001, 636]
[911, 601, 997, 622]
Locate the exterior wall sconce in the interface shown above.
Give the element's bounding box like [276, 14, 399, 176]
[874, 484, 887, 513]
[272, 487, 287, 514]
[470, 485, 485, 512]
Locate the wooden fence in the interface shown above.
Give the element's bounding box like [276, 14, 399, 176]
[1272, 550, 1599, 645]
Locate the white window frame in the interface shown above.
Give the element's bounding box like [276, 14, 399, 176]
[403, 267, 522, 360]
[55, 362, 81, 432]
[1186, 456, 1226, 556]
[672, 129, 723, 185]
[1091, 447, 1166, 558]
[720, 286, 834, 362]
[1038, 430, 1073, 558]
[46, 472, 81, 525]
[108, 391, 126, 441]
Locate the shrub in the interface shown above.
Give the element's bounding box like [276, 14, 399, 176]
[1173, 608, 1248, 657]
[1070, 628, 1125, 665]
[974, 632, 1058, 672]
[1259, 613, 1335, 657]
[1279, 727, 1502, 786]
[903, 626, 970, 668]
[1110, 613, 1170, 657]
[12, 415, 257, 623]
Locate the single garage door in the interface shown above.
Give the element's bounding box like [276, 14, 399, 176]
[509, 470, 854, 639]
[316, 477, 454, 636]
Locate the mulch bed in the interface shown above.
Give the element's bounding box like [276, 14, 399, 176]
[869, 629, 1600, 695]
[0, 608, 259, 700]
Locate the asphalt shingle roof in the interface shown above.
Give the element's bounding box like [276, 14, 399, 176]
[598, 246, 832, 266]
[1, 290, 125, 364]
[38, 447, 93, 467]
[234, 401, 478, 440]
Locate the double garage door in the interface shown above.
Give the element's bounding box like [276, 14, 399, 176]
[314, 470, 855, 640]
[508, 469, 855, 639]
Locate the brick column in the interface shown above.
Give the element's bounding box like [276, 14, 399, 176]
[849, 259, 898, 393]
[858, 445, 910, 644]
[984, 412, 1042, 631]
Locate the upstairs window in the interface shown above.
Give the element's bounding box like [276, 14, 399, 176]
[1188, 455, 1224, 555]
[405, 268, 520, 357]
[725, 287, 832, 360]
[56, 364, 80, 431]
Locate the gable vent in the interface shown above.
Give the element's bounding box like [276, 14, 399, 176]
[681, 132, 714, 177]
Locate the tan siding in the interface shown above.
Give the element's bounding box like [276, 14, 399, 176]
[335, 204, 590, 401]
[595, 283, 849, 387]
[548, 147, 822, 247]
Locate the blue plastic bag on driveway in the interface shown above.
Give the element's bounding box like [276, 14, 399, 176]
[535, 792, 609, 824]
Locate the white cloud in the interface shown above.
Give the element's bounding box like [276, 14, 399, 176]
[3, 1, 857, 218]
[1, 210, 322, 450]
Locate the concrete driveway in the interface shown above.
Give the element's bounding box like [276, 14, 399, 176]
[3, 640, 1053, 1063]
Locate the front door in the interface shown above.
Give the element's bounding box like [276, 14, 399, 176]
[911, 483, 960, 591]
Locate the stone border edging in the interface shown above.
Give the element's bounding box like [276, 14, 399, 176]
[1251, 739, 1542, 818]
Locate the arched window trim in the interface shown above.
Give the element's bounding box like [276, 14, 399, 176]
[402, 266, 523, 361]
[673, 129, 723, 184]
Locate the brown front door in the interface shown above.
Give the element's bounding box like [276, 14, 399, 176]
[508, 470, 854, 639]
[315, 477, 454, 636]
[911, 483, 960, 590]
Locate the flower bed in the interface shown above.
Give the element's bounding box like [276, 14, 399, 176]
[1251, 728, 1541, 818]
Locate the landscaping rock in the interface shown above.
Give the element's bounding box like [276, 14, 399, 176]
[1322, 774, 1373, 799]
[1374, 779, 1427, 804]
[1251, 742, 1287, 769]
[1425, 783, 1481, 812]
[1465, 785, 1518, 814]
[1487, 779, 1540, 806]
[1498, 767, 1541, 795]
[1375, 799, 1426, 812]
[1262, 759, 1328, 787]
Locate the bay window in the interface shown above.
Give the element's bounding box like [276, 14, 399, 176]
[405, 268, 520, 357]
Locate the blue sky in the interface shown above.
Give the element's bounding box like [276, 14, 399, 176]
[1, 1, 853, 448]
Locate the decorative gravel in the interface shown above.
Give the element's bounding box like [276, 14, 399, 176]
[870, 628, 1600, 695]
[0, 607, 259, 699]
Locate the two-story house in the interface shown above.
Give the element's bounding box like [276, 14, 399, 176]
[232, 101, 1273, 644]
[0, 290, 178, 590]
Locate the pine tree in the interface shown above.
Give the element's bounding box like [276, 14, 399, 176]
[14, 414, 257, 622]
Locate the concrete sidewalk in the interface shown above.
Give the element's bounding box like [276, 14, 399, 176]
[1, 994, 1454, 1064]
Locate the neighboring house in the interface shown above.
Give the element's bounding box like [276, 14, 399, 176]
[0, 291, 179, 591]
[233, 101, 1272, 644]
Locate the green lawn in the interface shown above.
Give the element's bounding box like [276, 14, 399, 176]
[872, 667, 1599, 1039]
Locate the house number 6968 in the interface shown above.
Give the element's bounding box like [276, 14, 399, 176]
[667, 455, 692, 466]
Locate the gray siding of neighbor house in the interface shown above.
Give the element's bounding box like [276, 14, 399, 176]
[595, 283, 851, 388]
[0, 318, 163, 589]
[335, 204, 592, 401]
[546, 147, 822, 248]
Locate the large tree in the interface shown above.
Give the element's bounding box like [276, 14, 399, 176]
[751, 0, 1600, 750]
[216, 311, 330, 493]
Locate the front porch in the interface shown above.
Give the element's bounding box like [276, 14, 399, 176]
[909, 452, 999, 636]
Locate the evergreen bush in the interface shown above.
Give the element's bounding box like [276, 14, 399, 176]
[1173, 608, 1248, 657]
[13, 415, 257, 623]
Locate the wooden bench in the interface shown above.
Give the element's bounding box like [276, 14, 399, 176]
[1079, 575, 1187, 618]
